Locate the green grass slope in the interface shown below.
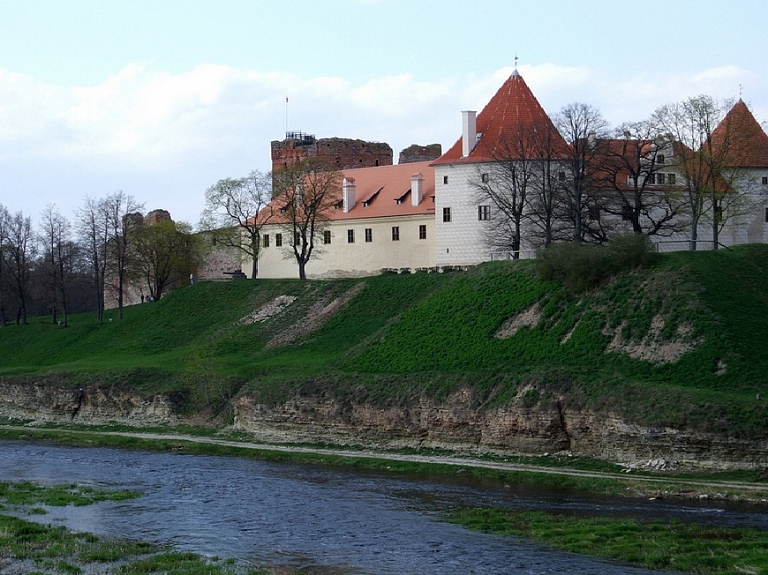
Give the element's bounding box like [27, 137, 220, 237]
[2, 245, 767, 438]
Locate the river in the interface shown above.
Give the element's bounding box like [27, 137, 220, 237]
[2, 440, 764, 574]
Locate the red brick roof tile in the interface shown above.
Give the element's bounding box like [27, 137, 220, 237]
[710, 100, 768, 168]
[259, 161, 435, 225]
[433, 71, 569, 165]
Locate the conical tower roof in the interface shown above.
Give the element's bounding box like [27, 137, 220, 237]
[710, 100, 768, 168]
[433, 71, 568, 165]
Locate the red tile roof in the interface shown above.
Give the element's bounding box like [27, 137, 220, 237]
[333, 161, 435, 220]
[710, 100, 768, 168]
[433, 71, 569, 165]
[259, 161, 435, 225]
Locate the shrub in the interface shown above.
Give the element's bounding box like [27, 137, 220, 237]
[605, 233, 655, 271]
[536, 234, 654, 292]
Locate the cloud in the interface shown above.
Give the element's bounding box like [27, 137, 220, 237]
[0, 61, 765, 227]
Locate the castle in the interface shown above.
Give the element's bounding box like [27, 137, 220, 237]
[249, 70, 768, 279]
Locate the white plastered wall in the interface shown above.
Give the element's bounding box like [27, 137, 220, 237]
[434, 163, 496, 266]
[252, 214, 436, 279]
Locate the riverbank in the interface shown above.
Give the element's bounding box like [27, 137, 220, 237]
[4, 423, 768, 504]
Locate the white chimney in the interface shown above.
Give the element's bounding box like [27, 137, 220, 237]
[587, 131, 597, 150]
[462, 110, 477, 157]
[342, 177, 356, 213]
[411, 173, 424, 206]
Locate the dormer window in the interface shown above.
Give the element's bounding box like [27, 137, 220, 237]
[363, 187, 383, 208]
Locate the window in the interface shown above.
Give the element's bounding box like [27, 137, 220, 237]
[481, 173, 489, 183]
[263, 234, 270, 248]
[442, 207, 451, 222]
[443, 175, 449, 185]
[657, 173, 666, 185]
[765, 207, 768, 223]
[275, 233, 283, 247]
[762, 176, 768, 185]
[294, 232, 301, 246]
[365, 228, 372, 242]
[418, 224, 427, 240]
[323, 230, 331, 245]
[347, 229, 355, 243]
[648, 173, 656, 185]
[478, 205, 491, 221]
[558, 171, 566, 182]
[667, 173, 676, 185]
[657, 154, 665, 165]
[621, 204, 633, 221]
[391, 226, 400, 241]
[588, 206, 600, 221]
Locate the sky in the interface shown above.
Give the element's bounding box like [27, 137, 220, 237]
[1, 0, 766, 228]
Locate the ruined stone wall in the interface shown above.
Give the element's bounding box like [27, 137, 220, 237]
[194, 232, 244, 280]
[398, 143, 442, 164]
[271, 136, 393, 171]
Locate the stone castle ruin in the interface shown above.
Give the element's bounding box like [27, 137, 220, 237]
[271, 132, 440, 172]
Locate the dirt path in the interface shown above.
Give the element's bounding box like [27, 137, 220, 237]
[6, 425, 768, 501]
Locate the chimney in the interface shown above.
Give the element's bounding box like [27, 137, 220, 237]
[342, 177, 356, 213]
[462, 110, 477, 158]
[587, 131, 596, 150]
[411, 173, 424, 206]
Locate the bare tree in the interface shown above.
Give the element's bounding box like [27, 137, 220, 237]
[555, 103, 610, 243]
[473, 125, 540, 259]
[199, 170, 272, 278]
[654, 95, 752, 250]
[78, 196, 111, 323]
[525, 123, 571, 249]
[2, 210, 35, 324]
[39, 204, 77, 327]
[597, 121, 683, 237]
[271, 159, 342, 280]
[103, 191, 143, 319]
[0, 205, 9, 326]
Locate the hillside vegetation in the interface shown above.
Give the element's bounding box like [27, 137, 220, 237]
[2, 244, 768, 439]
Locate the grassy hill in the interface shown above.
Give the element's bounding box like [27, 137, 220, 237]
[2, 244, 768, 439]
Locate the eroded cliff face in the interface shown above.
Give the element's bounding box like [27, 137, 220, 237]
[232, 390, 768, 472]
[1, 379, 764, 471]
[0, 380, 177, 426]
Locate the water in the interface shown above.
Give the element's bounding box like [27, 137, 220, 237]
[1, 440, 763, 574]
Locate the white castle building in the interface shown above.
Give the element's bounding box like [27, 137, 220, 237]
[249, 70, 768, 279]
